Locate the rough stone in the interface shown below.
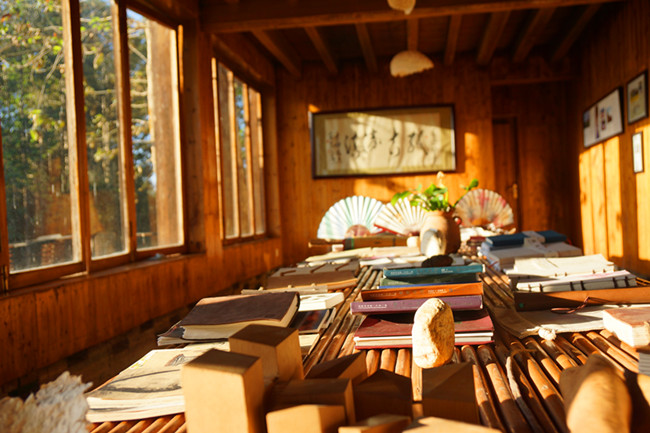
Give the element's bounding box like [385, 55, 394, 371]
[412, 298, 455, 368]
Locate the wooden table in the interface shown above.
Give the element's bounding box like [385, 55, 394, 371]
[88, 263, 643, 433]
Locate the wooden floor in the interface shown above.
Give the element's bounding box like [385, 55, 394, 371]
[86, 264, 645, 433]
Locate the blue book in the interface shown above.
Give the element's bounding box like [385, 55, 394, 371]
[485, 232, 528, 248]
[383, 263, 484, 278]
[536, 230, 567, 244]
[486, 230, 567, 248]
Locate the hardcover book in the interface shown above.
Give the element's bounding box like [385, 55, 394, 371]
[379, 273, 479, 286]
[360, 281, 483, 301]
[382, 263, 484, 278]
[352, 311, 494, 349]
[350, 295, 483, 314]
[178, 292, 300, 340]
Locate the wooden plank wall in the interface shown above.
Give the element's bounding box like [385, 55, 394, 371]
[276, 57, 495, 264]
[574, 0, 650, 276]
[0, 20, 284, 388]
[491, 83, 580, 240]
[275, 56, 579, 265]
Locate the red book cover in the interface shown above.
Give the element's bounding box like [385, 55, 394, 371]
[353, 310, 494, 340]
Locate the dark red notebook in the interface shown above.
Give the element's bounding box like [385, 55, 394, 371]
[352, 310, 494, 349]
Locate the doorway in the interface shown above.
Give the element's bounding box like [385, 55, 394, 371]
[492, 118, 521, 229]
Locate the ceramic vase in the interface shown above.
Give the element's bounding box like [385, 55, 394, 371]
[419, 210, 461, 256]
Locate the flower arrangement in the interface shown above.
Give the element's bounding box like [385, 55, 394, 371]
[391, 173, 479, 213]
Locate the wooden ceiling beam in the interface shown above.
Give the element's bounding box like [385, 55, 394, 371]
[251, 30, 302, 77]
[444, 14, 462, 65]
[355, 23, 378, 74]
[512, 7, 556, 63]
[305, 26, 338, 75]
[551, 4, 601, 62]
[407, 19, 419, 51]
[477, 11, 510, 66]
[200, 0, 619, 33]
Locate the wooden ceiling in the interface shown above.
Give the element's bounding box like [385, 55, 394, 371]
[199, 0, 624, 77]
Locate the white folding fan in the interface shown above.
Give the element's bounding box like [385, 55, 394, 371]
[454, 189, 514, 228]
[317, 196, 384, 239]
[374, 197, 428, 236]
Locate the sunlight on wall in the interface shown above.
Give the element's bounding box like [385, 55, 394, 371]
[578, 151, 594, 254]
[638, 128, 650, 261]
[604, 137, 623, 257]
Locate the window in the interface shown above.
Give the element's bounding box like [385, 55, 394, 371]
[0, 0, 185, 290]
[213, 62, 266, 241]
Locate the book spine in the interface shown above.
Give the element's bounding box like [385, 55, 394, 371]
[350, 295, 483, 314]
[379, 274, 479, 286]
[361, 282, 484, 301]
[383, 264, 484, 278]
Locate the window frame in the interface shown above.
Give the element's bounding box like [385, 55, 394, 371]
[0, 0, 188, 292]
[212, 60, 268, 245]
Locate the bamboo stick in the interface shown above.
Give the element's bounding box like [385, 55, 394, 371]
[494, 344, 559, 433]
[521, 337, 563, 387]
[476, 345, 532, 433]
[536, 338, 578, 370]
[460, 345, 505, 431]
[584, 331, 638, 372]
[506, 341, 568, 433]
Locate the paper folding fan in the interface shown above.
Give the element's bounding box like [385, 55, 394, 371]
[373, 198, 427, 236]
[317, 196, 384, 239]
[454, 189, 514, 228]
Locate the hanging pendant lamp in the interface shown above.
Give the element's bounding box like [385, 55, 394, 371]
[388, 0, 416, 15]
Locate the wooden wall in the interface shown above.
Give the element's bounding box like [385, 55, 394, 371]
[0, 20, 284, 389]
[275, 56, 578, 265]
[573, 0, 650, 276]
[492, 83, 580, 240]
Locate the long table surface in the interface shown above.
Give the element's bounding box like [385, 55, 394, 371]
[88, 261, 645, 433]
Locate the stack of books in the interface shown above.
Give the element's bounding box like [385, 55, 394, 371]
[479, 230, 582, 271]
[351, 263, 494, 349]
[507, 254, 647, 311]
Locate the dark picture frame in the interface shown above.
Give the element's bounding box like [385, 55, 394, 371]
[633, 132, 644, 173]
[627, 70, 648, 124]
[310, 105, 456, 178]
[583, 87, 624, 148]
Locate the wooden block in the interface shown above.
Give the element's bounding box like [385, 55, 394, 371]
[181, 349, 264, 433]
[266, 404, 347, 433]
[269, 378, 356, 423]
[338, 414, 411, 432]
[421, 362, 478, 424]
[403, 416, 501, 432]
[353, 369, 412, 421]
[306, 352, 368, 385]
[229, 324, 304, 381]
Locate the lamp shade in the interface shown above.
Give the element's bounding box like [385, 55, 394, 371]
[390, 50, 434, 77]
[388, 0, 416, 14]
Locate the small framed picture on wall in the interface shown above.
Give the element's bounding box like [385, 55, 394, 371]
[627, 70, 648, 124]
[633, 132, 644, 173]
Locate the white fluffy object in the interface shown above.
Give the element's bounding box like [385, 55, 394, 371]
[0, 372, 91, 433]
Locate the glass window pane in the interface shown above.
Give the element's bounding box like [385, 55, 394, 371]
[248, 88, 266, 235]
[217, 64, 238, 239]
[0, 0, 78, 271]
[80, 0, 127, 258]
[233, 79, 253, 237]
[127, 10, 183, 249]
